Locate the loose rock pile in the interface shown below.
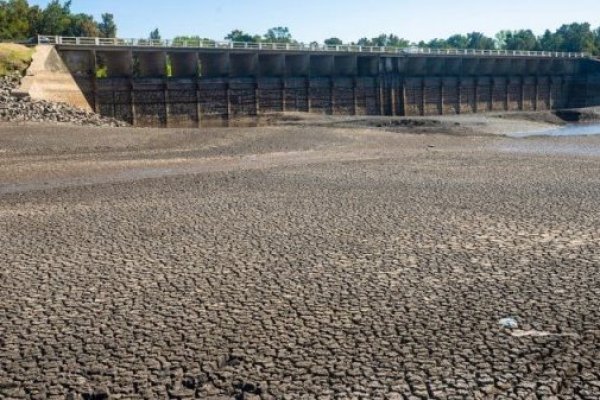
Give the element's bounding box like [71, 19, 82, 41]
[0, 74, 128, 127]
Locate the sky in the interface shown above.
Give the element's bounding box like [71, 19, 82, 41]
[29, 0, 600, 43]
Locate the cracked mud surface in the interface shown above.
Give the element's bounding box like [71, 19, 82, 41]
[1, 123, 600, 399]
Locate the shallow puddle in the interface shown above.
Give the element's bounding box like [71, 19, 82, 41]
[509, 123, 600, 138]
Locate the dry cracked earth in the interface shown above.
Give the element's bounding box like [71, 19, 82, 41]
[1, 121, 600, 400]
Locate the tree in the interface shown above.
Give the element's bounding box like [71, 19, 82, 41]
[554, 23, 597, 53]
[499, 29, 539, 51]
[149, 28, 160, 40]
[36, 0, 72, 35]
[356, 37, 371, 46]
[426, 38, 450, 49]
[357, 34, 409, 48]
[324, 37, 343, 45]
[445, 34, 468, 49]
[264, 26, 293, 43]
[466, 32, 496, 50]
[98, 13, 116, 38]
[66, 13, 99, 37]
[0, 0, 34, 39]
[225, 29, 261, 43]
[539, 29, 561, 51]
[0, 0, 116, 40]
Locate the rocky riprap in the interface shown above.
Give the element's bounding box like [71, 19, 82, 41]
[0, 74, 128, 127]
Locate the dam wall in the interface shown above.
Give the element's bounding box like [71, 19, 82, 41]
[46, 45, 600, 127]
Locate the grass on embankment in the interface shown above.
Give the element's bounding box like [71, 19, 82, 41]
[0, 44, 33, 76]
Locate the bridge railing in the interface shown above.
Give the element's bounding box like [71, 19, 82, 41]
[40, 35, 590, 58]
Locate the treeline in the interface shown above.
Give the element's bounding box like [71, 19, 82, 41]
[418, 23, 600, 54]
[2, 1, 600, 56]
[215, 23, 600, 55]
[0, 0, 116, 40]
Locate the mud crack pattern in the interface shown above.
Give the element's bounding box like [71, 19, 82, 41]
[1, 127, 600, 399]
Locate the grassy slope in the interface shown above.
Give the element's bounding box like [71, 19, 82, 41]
[0, 43, 33, 76]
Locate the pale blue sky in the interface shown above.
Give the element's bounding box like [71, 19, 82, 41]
[30, 0, 600, 43]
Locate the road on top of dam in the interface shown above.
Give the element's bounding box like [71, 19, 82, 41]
[1, 115, 600, 399]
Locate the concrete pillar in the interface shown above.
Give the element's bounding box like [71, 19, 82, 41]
[226, 82, 232, 116]
[533, 75, 539, 111]
[330, 77, 335, 115]
[164, 83, 170, 127]
[310, 55, 334, 76]
[520, 76, 525, 110]
[439, 80, 444, 115]
[378, 76, 385, 115]
[505, 78, 509, 111]
[421, 77, 426, 116]
[390, 79, 397, 116]
[353, 77, 358, 115]
[473, 79, 478, 113]
[282, 79, 287, 112]
[475, 77, 493, 113]
[92, 50, 99, 112]
[196, 86, 202, 127]
[489, 79, 495, 111]
[306, 77, 311, 112]
[169, 52, 199, 78]
[255, 80, 260, 115]
[400, 79, 407, 116]
[440, 77, 459, 115]
[130, 79, 137, 125]
[136, 51, 166, 78]
[457, 78, 462, 114]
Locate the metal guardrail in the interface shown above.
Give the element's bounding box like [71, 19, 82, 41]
[39, 35, 591, 58]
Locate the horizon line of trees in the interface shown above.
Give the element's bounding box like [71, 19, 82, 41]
[216, 23, 600, 55]
[2, 1, 600, 56]
[0, 0, 116, 40]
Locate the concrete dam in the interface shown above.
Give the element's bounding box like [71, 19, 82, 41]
[30, 37, 600, 127]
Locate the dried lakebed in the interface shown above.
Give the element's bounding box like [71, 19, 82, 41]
[1, 124, 600, 399]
